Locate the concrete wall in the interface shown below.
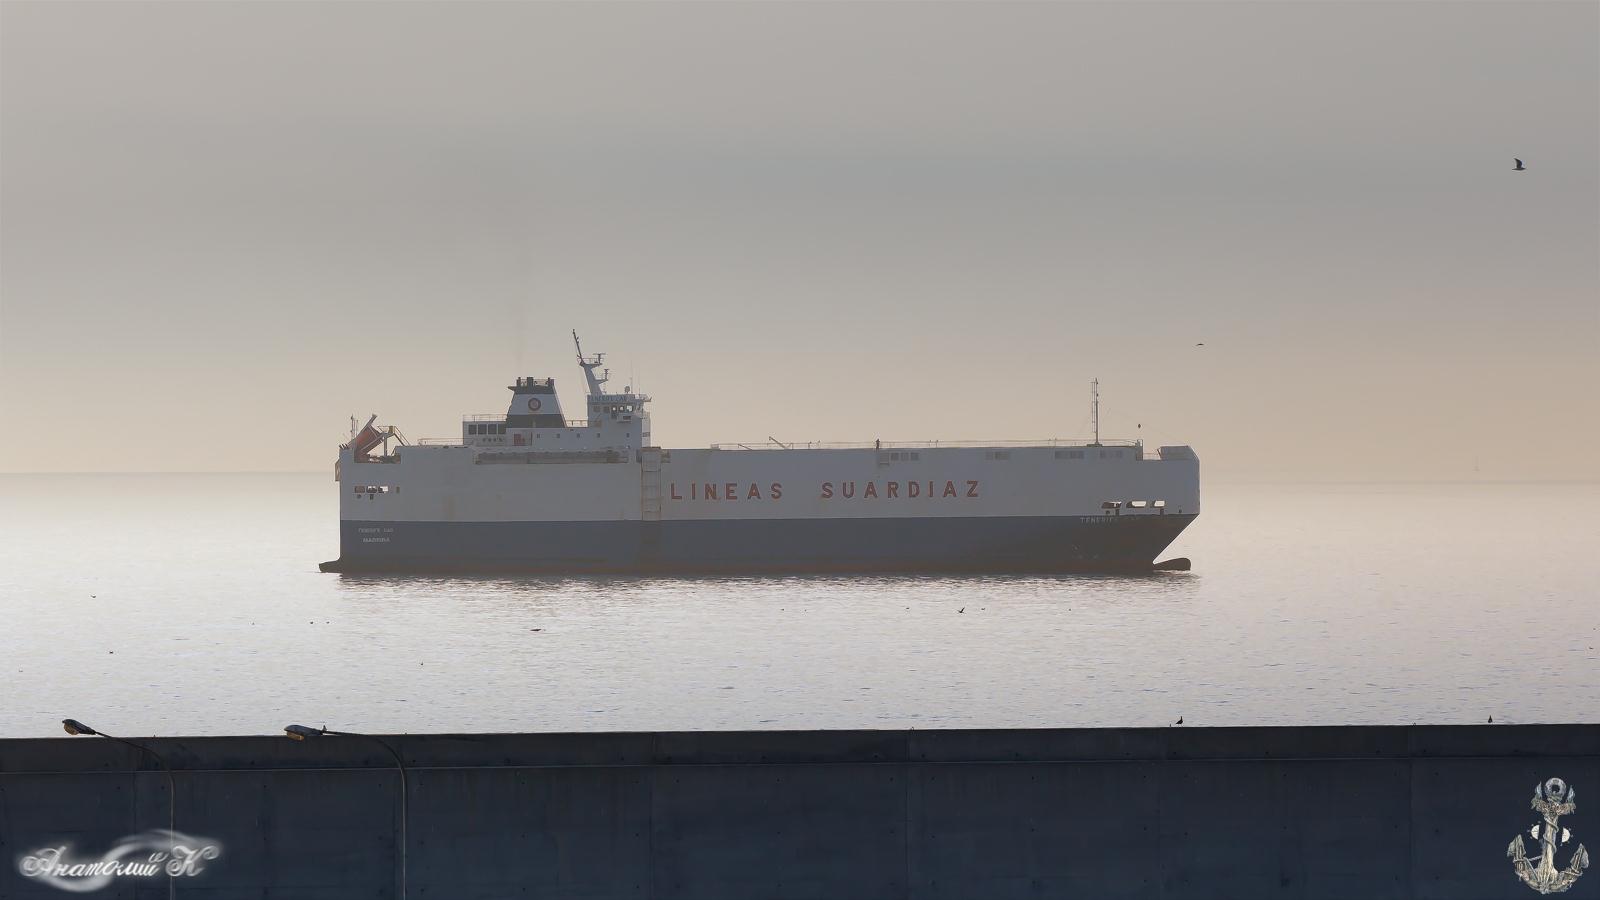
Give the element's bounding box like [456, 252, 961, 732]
[1, 725, 1595, 899]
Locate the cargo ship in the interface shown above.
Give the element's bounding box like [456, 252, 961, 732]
[321, 334, 1199, 574]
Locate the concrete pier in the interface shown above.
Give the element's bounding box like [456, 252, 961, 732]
[2, 724, 1596, 898]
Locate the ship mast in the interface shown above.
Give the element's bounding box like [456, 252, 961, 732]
[572, 330, 609, 396]
[1090, 378, 1101, 446]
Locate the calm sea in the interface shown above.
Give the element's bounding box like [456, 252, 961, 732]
[1, 474, 1594, 738]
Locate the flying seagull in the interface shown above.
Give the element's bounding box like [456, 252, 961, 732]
[1514, 158, 1526, 171]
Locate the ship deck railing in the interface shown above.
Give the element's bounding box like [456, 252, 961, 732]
[416, 425, 602, 446]
[410, 437, 1151, 451]
[455, 416, 596, 427]
[709, 438, 1143, 451]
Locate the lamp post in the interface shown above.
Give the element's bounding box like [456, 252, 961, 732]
[285, 725, 408, 900]
[61, 718, 177, 900]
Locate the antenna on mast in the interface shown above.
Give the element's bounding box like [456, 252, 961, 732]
[573, 330, 609, 396]
[1090, 378, 1101, 446]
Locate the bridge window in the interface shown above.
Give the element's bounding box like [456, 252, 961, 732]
[1056, 449, 1085, 459]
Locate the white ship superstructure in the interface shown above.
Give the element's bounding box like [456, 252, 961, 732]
[324, 335, 1199, 573]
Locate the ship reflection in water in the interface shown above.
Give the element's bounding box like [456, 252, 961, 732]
[1, 474, 1595, 737]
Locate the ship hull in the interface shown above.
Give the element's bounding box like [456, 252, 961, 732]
[322, 513, 1197, 575]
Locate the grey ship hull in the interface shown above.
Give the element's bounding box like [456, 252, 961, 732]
[320, 513, 1197, 575]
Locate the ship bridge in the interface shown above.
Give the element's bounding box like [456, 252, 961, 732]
[457, 332, 651, 452]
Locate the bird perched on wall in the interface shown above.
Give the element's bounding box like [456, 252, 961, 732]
[1514, 158, 1526, 171]
[1174, 716, 1183, 726]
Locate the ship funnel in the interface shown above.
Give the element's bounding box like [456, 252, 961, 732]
[507, 376, 566, 427]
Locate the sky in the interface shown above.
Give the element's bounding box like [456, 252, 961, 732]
[1, 1, 1595, 481]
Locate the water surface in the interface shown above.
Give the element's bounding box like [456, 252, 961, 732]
[1, 475, 1593, 737]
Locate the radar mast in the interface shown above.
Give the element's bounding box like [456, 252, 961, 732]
[573, 330, 609, 396]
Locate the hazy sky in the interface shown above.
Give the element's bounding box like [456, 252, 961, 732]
[2, 1, 1595, 480]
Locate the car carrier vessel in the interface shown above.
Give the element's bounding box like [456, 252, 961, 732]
[321, 334, 1198, 574]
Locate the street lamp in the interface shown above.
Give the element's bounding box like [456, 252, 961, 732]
[62, 719, 177, 900]
[284, 725, 407, 900]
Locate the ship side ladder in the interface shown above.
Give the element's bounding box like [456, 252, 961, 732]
[640, 448, 663, 522]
